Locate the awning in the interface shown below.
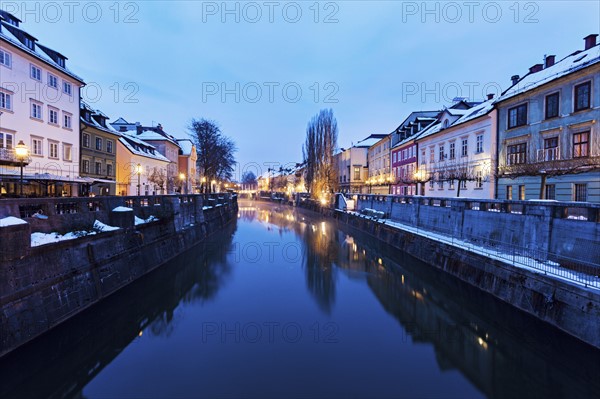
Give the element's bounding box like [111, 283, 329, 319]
[0, 172, 92, 184]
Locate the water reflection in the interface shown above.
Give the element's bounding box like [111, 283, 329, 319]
[0, 222, 237, 399]
[249, 201, 600, 399]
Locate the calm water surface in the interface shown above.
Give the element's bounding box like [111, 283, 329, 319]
[1, 200, 598, 398]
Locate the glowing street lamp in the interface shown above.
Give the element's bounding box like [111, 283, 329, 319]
[14, 140, 28, 196]
[179, 172, 186, 194]
[136, 163, 142, 196]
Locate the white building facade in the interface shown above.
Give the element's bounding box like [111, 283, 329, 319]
[0, 10, 85, 196]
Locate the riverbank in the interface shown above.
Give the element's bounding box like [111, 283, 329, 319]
[292, 196, 600, 349]
[0, 194, 238, 358]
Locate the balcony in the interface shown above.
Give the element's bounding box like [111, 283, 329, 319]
[537, 147, 560, 162]
[0, 147, 31, 166]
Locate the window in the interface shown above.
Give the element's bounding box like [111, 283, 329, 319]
[508, 103, 527, 128]
[438, 145, 445, 162]
[0, 92, 11, 110]
[63, 113, 72, 129]
[438, 180, 444, 189]
[353, 167, 360, 180]
[48, 73, 58, 89]
[429, 180, 434, 189]
[541, 137, 559, 161]
[106, 140, 113, 154]
[507, 143, 527, 165]
[82, 159, 90, 173]
[476, 134, 484, 153]
[475, 170, 483, 188]
[30, 64, 41, 81]
[518, 185, 525, 200]
[573, 131, 589, 158]
[95, 137, 103, 151]
[49, 141, 59, 159]
[429, 147, 435, 163]
[49, 108, 58, 125]
[24, 37, 34, 50]
[32, 137, 43, 156]
[574, 184, 587, 202]
[449, 180, 455, 190]
[95, 162, 102, 175]
[107, 163, 113, 177]
[449, 142, 455, 159]
[0, 132, 14, 149]
[545, 92, 559, 119]
[545, 184, 556, 200]
[506, 186, 513, 200]
[83, 133, 90, 148]
[63, 81, 72, 96]
[63, 144, 72, 161]
[31, 102, 42, 119]
[461, 138, 468, 157]
[421, 150, 426, 165]
[0, 49, 11, 67]
[460, 180, 467, 189]
[574, 82, 591, 112]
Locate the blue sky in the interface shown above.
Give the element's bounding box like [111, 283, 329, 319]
[7, 0, 599, 178]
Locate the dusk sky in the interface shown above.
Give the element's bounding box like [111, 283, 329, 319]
[8, 0, 599, 178]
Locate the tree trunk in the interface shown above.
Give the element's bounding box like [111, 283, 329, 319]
[539, 174, 547, 199]
[456, 180, 461, 197]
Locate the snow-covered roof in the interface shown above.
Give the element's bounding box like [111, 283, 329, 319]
[452, 99, 495, 125]
[353, 134, 388, 148]
[444, 108, 469, 116]
[119, 135, 170, 163]
[177, 139, 194, 155]
[498, 44, 600, 102]
[0, 20, 84, 83]
[414, 121, 443, 141]
[112, 117, 129, 124]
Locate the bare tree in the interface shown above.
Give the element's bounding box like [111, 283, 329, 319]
[147, 168, 167, 194]
[438, 158, 479, 197]
[189, 118, 237, 192]
[302, 109, 339, 197]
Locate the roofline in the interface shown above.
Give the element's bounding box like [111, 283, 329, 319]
[0, 34, 85, 84]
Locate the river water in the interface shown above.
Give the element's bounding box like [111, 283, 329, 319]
[0, 200, 598, 398]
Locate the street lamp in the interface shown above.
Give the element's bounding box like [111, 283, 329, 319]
[14, 140, 28, 196]
[136, 163, 142, 196]
[179, 172, 186, 194]
[201, 176, 207, 193]
[211, 179, 217, 193]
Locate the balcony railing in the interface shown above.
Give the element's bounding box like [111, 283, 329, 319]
[537, 147, 560, 162]
[0, 147, 31, 165]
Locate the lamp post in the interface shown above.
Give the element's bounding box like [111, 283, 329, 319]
[211, 179, 217, 193]
[136, 163, 142, 196]
[14, 140, 28, 197]
[201, 176, 207, 193]
[179, 172, 186, 194]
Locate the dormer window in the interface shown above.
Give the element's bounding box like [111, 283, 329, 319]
[24, 36, 34, 50]
[56, 57, 65, 67]
[443, 119, 449, 128]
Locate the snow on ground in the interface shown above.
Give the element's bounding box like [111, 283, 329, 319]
[112, 206, 133, 212]
[134, 215, 159, 225]
[31, 220, 120, 247]
[346, 211, 600, 290]
[0, 216, 28, 227]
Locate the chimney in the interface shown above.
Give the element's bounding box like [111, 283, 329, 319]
[544, 55, 555, 68]
[487, 93, 494, 100]
[136, 125, 142, 135]
[529, 64, 543, 74]
[157, 123, 163, 131]
[511, 75, 520, 85]
[584, 34, 598, 50]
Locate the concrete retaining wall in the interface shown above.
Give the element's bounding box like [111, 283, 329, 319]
[0, 194, 237, 358]
[333, 210, 600, 349]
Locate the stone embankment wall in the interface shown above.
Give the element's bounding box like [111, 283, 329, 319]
[322, 195, 600, 349]
[0, 194, 237, 358]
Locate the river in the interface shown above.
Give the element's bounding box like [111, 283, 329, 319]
[0, 200, 598, 398]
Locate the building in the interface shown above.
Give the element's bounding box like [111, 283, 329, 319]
[416, 99, 497, 198]
[495, 34, 600, 202]
[115, 133, 170, 196]
[337, 134, 387, 194]
[111, 119, 181, 194]
[390, 111, 438, 195]
[0, 10, 85, 196]
[79, 101, 119, 196]
[367, 134, 392, 194]
[176, 138, 197, 194]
